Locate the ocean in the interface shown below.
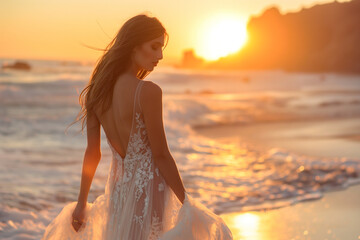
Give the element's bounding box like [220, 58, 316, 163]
[1, 58, 360, 239]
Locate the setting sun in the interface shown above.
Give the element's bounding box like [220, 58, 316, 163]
[196, 14, 248, 61]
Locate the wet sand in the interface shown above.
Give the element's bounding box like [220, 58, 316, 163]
[194, 117, 360, 239]
[220, 184, 360, 240]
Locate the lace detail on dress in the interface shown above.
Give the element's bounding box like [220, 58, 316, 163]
[158, 183, 164, 192]
[148, 211, 162, 240]
[128, 112, 154, 202]
[129, 112, 156, 229]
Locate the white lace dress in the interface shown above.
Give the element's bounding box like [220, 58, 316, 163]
[42, 80, 233, 240]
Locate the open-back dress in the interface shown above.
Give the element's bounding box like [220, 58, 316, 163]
[42, 80, 233, 240]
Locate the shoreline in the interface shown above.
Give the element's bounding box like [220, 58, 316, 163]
[193, 116, 360, 159]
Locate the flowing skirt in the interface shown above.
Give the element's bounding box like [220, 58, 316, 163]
[42, 190, 233, 240]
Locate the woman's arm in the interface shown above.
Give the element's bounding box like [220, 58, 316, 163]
[77, 112, 102, 206]
[141, 81, 186, 204]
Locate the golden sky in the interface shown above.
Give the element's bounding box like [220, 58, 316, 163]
[0, 0, 349, 64]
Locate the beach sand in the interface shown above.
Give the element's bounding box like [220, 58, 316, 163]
[220, 184, 360, 240]
[194, 117, 360, 239]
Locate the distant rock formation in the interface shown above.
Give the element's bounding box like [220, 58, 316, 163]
[2, 60, 31, 71]
[204, 0, 360, 74]
[175, 49, 205, 69]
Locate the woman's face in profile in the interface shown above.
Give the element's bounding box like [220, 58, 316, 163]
[132, 34, 165, 71]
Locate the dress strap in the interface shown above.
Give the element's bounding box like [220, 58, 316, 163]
[135, 80, 144, 113]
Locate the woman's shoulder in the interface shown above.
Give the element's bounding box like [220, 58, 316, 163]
[141, 81, 162, 99]
[140, 81, 163, 110]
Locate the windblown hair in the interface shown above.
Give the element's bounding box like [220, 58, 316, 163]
[69, 13, 168, 133]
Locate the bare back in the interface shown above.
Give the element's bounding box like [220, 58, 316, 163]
[94, 75, 142, 159]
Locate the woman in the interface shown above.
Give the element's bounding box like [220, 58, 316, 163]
[42, 14, 233, 240]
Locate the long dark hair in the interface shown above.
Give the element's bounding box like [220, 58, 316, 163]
[69, 13, 168, 133]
